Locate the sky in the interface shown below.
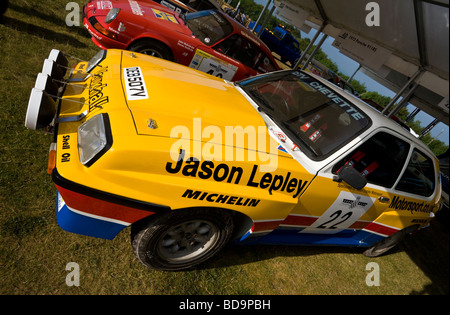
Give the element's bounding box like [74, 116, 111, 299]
[250, 0, 449, 145]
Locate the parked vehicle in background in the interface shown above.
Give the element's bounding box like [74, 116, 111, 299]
[83, 0, 280, 81]
[438, 149, 449, 209]
[153, 0, 221, 14]
[249, 22, 301, 66]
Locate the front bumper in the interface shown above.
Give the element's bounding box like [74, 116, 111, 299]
[54, 169, 167, 239]
[26, 49, 170, 239]
[83, 13, 128, 50]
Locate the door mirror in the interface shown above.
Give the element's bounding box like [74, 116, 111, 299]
[337, 165, 367, 190]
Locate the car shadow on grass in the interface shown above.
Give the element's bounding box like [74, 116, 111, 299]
[202, 210, 449, 295]
[205, 239, 367, 271]
[2, 16, 88, 48]
[402, 208, 449, 295]
[7, 2, 90, 39]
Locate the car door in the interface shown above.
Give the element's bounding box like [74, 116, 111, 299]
[188, 42, 242, 81]
[210, 34, 278, 80]
[282, 129, 412, 246]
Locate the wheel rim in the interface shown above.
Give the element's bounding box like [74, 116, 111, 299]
[139, 49, 164, 58]
[156, 219, 220, 264]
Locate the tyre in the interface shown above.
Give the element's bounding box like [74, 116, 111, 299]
[128, 40, 173, 61]
[363, 224, 419, 257]
[131, 209, 234, 271]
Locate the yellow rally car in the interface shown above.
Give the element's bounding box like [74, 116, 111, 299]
[25, 49, 442, 271]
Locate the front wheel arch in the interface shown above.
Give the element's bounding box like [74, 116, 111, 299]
[127, 38, 174, 61]
[130, 207, 242, 271]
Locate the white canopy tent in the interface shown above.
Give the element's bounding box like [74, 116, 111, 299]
[256, 0, 449, 129]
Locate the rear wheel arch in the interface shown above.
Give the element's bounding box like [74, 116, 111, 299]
[363, 224, 420, 257]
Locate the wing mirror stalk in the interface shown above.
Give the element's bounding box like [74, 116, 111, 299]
[333, 165, 367, 190]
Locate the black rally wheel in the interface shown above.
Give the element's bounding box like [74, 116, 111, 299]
[131, 209, 234, 271]
[363, 224, 419, 257]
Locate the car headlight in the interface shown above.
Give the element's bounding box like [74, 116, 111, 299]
[105, 8, 121, 24]
[78, 114, 112, 166]
[86, 50, 106, 73]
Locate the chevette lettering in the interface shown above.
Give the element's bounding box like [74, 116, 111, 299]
[293, 71, 365, 121]
[182, 189, 261, 207]
[166, 150, 308, 198]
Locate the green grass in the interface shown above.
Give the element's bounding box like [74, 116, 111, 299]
[0, 0, 448, 295]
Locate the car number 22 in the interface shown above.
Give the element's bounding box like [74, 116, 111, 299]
[301, 191, 375, 234]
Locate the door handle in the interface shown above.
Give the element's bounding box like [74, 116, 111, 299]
[378, 196, 390, 203]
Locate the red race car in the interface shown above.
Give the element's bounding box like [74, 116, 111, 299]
[83, 0, 280, 81]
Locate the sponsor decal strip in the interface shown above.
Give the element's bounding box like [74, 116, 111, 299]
[167, 149, 309, 198]
[65, 204, 130, 226]
[362, 222, 400, 237]
[89, 68, 109, 112]
[281, 214, 318, 227]
[280, 214, 371, 230]
[56, 184, 154, 224]
[253, 219, 285, 233]
[388, 195, 434, 214]
[181, 189, 261, 207]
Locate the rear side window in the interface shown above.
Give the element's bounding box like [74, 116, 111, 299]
[332, 132, 410, 188]
[396, 149, 435, 196]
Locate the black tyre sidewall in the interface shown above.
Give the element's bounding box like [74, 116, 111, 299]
[363, 224, 419, 258]
[132, 209, 233, 271]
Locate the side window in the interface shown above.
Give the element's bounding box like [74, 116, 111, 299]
[396, 149, 435, 197]
[273, 29, 283, 38]
[256, 54, 277, 73]
[332, 132, 410, 188]
[214, 34, 254, 66]
[213, 35, 277, 73]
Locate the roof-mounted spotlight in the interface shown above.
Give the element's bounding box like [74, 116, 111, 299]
[24, 88, 58, 130]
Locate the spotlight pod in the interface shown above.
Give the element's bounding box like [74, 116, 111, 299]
[48, 49, 69, 76]
[42, 59, 64, 83]
[34, 73, 59, 101]
[25, 88, 57, 130]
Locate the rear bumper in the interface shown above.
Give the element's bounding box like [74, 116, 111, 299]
[53, 169, 169, 239]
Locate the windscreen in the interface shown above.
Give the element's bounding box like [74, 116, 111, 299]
[238, 71, 371, 160]
[185, 10, 233, 45]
